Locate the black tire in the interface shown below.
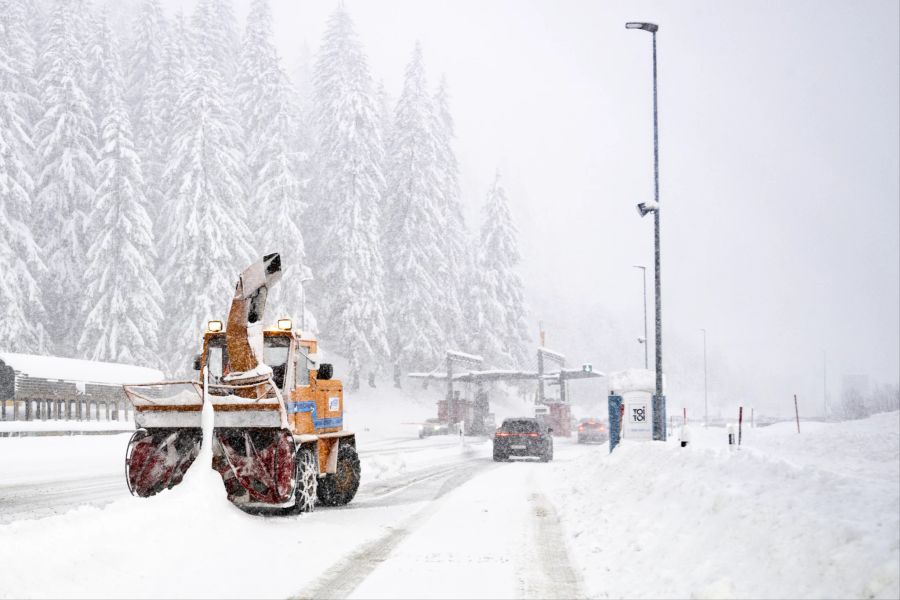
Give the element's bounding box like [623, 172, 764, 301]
[493, 448, 507, 462]
[317, 443, 361, 506]
[285, 447, 317, 514]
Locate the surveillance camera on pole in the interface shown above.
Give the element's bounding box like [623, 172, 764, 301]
[636, 201, 659, 217]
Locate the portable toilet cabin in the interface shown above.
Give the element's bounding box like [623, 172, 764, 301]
[608, 368, 663, 449]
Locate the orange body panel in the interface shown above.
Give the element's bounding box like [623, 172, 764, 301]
[198, 327, 350, 475]
[199, 329, 346, 437]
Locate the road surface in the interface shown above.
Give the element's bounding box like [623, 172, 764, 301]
[0, 430, 599, 599]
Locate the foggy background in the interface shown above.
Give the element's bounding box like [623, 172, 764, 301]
[135, 0, 900, 416]
[148, 0, 900, 414]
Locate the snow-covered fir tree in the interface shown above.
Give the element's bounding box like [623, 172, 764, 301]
[236, 0, 310, 324]
[0, 108, 46, 353]
[191, 0, 239, 86]
[374, 78, 393, 161]
[1, 0, 40, 125]
[472, 173, 530, 367]
[76, 15, 163, 367]
[383, 42, 446, 379]
[33, 0, 97, 355]
[87, 11, 118, 131]
[289, 40, 315, 171]
[431, 76, 468, 348]
[126, 0, 169, 220]
[311, 5, 390, 390]
[0, 0, 48, 352]
[158, 7, 252, 375]
[148, 10, 190, 223]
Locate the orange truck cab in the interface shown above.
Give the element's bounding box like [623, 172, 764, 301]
[198, 323, 355, 478]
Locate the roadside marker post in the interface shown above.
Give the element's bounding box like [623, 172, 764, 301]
[794, 394, 800, 434]
[738, 406, 743, 446]
[608, 395, 624, 453]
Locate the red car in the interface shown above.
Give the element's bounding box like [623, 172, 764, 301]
[576, 419, 608, 444]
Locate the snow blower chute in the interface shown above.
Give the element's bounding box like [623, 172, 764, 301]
[123, 254, 361, 513]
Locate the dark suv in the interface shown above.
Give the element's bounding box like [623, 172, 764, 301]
[493, 418, 553, 462]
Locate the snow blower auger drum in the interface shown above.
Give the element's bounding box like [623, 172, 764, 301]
[123, 381, 204, 497]
[122, 253, 361, 514]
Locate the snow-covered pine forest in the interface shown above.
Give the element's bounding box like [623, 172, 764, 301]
[0, 0, 532, 386]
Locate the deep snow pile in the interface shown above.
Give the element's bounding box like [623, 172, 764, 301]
[544, 412, 900, 599]
[0, 419, 135, 433]
[0, 352, 162, 384]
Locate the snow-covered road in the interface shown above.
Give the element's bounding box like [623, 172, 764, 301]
[0, 474, 128, 524]
[298, 440, 589, 600]
[0, 427, 596, 599]
[1, 412, 897, 599]
[0, 431, 488, 523]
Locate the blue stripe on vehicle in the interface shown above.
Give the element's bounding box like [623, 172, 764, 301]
[285, 401, 343, 429]
[286, 400, 316, 415]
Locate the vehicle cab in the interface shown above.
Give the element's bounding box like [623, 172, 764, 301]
[196, 319, 344, 436]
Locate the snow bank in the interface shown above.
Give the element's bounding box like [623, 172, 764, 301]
[0, 352, 163, 384]
[544, 412, 900, 599]
[0, 419, 134, 433]
[0, 433, 132, 486]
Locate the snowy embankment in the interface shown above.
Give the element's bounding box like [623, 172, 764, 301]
[0, 433, 132, 487]
[544, 412, 900, 599]
[0, 419, 134, 433]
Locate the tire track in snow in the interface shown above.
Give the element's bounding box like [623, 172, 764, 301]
[0, 436, 482, 523]
[518, 489, 585, 599]
[291, 460, 498, 600]
[358, 437, 488, 459]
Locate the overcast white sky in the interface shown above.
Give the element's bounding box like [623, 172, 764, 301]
[159, 0, 899, 416]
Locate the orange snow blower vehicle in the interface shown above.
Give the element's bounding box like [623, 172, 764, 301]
[123, 253, 360, 513]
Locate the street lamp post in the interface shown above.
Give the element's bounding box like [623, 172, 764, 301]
[701, 328, 707, 427]
[627, 20, 665, 441]
[633, 265, 648, 369]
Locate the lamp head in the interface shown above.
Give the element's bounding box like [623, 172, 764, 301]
[626, 22, 659, 32]
[636, 202, 657, 217]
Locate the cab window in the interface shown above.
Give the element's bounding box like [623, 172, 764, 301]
[295, 347, 311, 387]
[206, 336, 291, 391]
[264, 337, 290, 390]
[208, 345, 225, 385]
